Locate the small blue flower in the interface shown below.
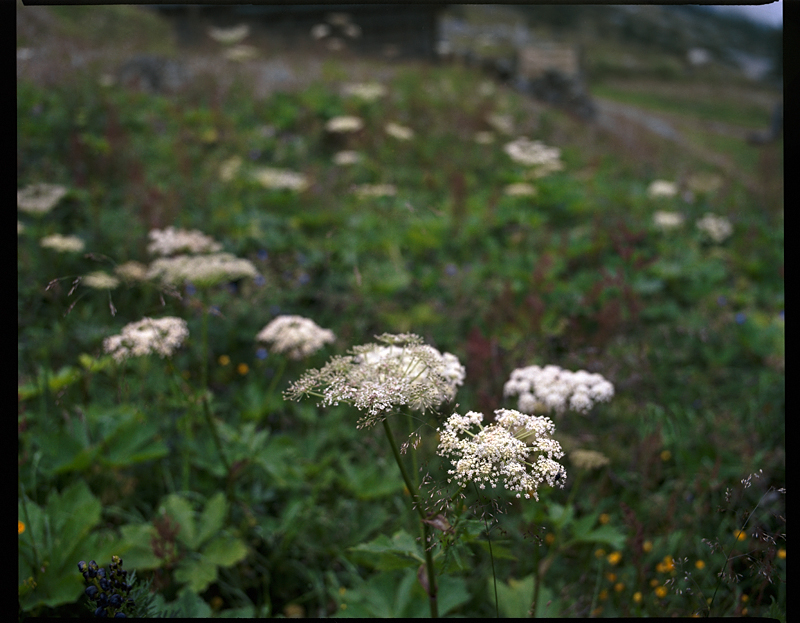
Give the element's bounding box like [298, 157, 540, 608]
[185, 282, 197, 296]
[254, 274, 266, 287]
[735, 312, 746, 324]
[717, 296, 727, 306]
[257, 249, 269, 262]
[298, 272, 310, 285]
[256, 347, 268, 360]
[445, 263, 458, 276]
[296, 252, 307, 265]
[248, 149, 261, 161]
[779, 310, 784, 321]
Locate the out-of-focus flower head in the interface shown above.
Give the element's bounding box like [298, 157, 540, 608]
[252, 167, 309, 191]
[103, 316, 189, 362]
[147, 226, 223, 257]
[18, 183, 69, 215]
[696, 213, 733, 243]
[352, 183, 397, 198]
[647, 180, 678, 198]
[208, 24, 250, 45]
[504, 137, 562, 168]
[325, 116, 364, 133]
[147, 253, 258, 288]
[653, 210, 685, 230]
[256, 315, 336, 360]
[385, 122, 414, 140]
[504, 364, 614, 416]
[342, 82, 387, 102]
[40, 234, 85, 253]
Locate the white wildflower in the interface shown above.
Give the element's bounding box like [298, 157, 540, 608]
[18, 183, 68, 215]
[647, 180, 678, 198]
[504, 183, 537, 197]
[311, 23, 331, 40]
[653, 210, 685, 229]
[333, 150, 362, 166]
[256, 315, 336, 360]
[503, 138, 562, 168]
[486, 113, 514, 135]
[285, 333, 465, 428]
[252, 167, 309, 191]
[114, 261, 149, 282]
[208, 24, 250, 45]
[437, 408, 565, 501]
[147, 226, 223, 256]
[326, 116, 364, 133]
[342, 82, 387, 101]
[40, 234, 85, 253]
[82, 271, 120, 290]
[696, 213, 733, 243]
[504, 365, 614, 416]
[147, 253, 258, 287]
[103, 316, 189, 363]
[385, 122, 414, 141]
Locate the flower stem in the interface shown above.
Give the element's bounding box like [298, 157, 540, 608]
[382, 418, 439, 618]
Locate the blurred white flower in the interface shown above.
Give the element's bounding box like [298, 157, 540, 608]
[147, 253, 258, 288]
[326, 116, 364, 133]
[504, 138, 562, 167]
[103, 316, 189, 362]
[114, 261, 149, 283]
[437, 408, 565, 500]
[311, 24, 331, 40]
[486, 113, 514, 135]
[333, 150, 362, 165]
[504, 182, 537, 197]
[18, 183, 68, 215]
[40, 233, 85, 253]
[147, 226, 223, 257]
[252, 167, 309, 191]
[82, 271, 120, 290]
[653, 210, 685, 229]
[342, 82, 386, 101]
[696, 213, 733, 243]
[647, 180, 678, 198]
[208, 24, 250, 45]
[570, 449, 611, 471]
[385, 122, 414, 141]
[504, 365, 614, 416]
[256, 315, 336, 360]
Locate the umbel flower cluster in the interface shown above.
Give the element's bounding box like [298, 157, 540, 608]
[79, 556, 135, 618]
[285, 333, 466, 428]
[103, 316, 189, 362]
[504, 364, 614, 415]
[437, 409, 565, 500]
[147, 226, 223, 256]
[147, 252, 258, 288]
[256, 315, 336, 360]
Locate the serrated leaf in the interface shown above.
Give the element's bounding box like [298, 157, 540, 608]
[175, 557, 218, 593]
[160, 494, 197, 550]
[201, 534, 248, 568]
[348, 530, 425, 570]
[102, 416, 169, 467]
[196, 492, 228, 546]
[116, 523, 163, 570]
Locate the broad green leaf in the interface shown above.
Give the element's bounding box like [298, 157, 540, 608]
[201, 534, 248, 568]
[102, 416, 169, 467]
[117, 523, 163, 570]
[494, 573, 535, 618]
[159, 494, 197, 550]
[348, 530, 425, 570]
[175, 556, 218, 593]
[196, 492, 228, 546]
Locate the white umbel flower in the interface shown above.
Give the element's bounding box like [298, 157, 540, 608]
[40, 234, 85, 253]
[647, 180, 678, 198]
[256, 315, 336, 360]
[326, 116, 364, 133]
[696, 213, 733, 243]
[437, 408, 565, 500]
[385, 122, 414, 140]
[18, 183, 68, 215]
[503, 138, 561, 167]
[208, 24, 250, 45]
[285, 333, 465, 428]
[504, 365, 614, 415]
[103, 316, 189, 362]
[342, 82, 387, 101]
[147, 226, 223, 256]
[252, 167, 309, 191]
[147, 253, 258, 287]
[653, 210, 685, 229]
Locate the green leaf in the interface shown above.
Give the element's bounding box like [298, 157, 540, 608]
[201, 534, 248, 568]
[348, 530, 425, 570]
[117, 523, 163, 571]
[494, 573, 535, 618]
[175, 557, 218, 593]
[101, 415, 169, 467]
[196, 492, 228, 546]
[159, 494, 198, 550]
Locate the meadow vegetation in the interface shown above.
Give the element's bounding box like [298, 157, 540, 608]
[18, 5, 784, 618]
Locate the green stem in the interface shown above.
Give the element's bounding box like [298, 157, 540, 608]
[474, 483, 500, 618]
[382, 418, 438, 618]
